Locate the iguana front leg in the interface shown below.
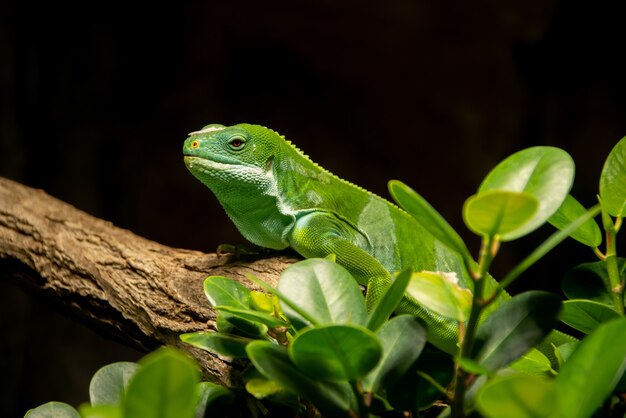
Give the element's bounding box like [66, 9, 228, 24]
[289, 211, 460, 354]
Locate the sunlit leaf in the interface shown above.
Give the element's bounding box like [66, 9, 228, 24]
[478, 146, 575, 240]
[599, 136, 626, 217]
[463, 190, 538, 239]
[555, 318, 626, 418]
[122, 348, 200, 418]
[561, 300, 619, 334]
[181, 331, 254, 358]
[25, 402, 81, 418]
[405, 271, 472, 321]
[388, 179, 471, 260]
[548, 194, 602, 247]
[277, 258, 367, 328]
[476, 374, 558, 418]
[89, 362, 138, 406]
[289, 325, 381, 381]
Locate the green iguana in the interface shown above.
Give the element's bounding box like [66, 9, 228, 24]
[182, 123, 573, 355]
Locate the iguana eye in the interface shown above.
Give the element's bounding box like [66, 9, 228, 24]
[190, 140, 200, 149]
[228, 136, 246, 150]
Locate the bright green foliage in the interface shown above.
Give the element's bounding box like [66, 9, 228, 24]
[477, 146, 575, 240]
[600, 136, 626, 217]
[388, 179, 472, 261]
[89, 362, 138, 406]
[121, 349, 199, 418]
[405, 271, 472, 321]
[289, 325, 382, 381]
[561, 300, 620, 334]
[24, 348, 228, 418]
[549, 194, 602, 247]
[277, 258, 368, 328]
[25, 402, 82, 418]
[477, 374, 558, 418]
[463, 190, 539, 239]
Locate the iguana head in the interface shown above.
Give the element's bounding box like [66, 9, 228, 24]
[182, 123, 278, 191]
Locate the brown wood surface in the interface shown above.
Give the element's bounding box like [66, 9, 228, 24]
[0, 176, 299, 386]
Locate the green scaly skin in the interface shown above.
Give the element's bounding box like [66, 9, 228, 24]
[182, 123, 575, 356]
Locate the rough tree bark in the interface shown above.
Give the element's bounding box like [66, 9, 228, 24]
[0, 176, 300, 387]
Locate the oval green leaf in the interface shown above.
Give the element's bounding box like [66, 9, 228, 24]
[476, 374, 558, 418]
[405, 271, 472, 321]
[363, 315, 427, 392]
[180, 331, 254, 358]
[289, 324, 381, 381]
[561, 299, 619, 334]
[479, 146, 575, 240]
[463, 190, 539, 239]
[555, 318, 626, 418]
[122, 348, 200, 418]
[388, 180, 471, 260]
[548, 194, 602, 247]
[561, 261, 618, 305]
[278, 258, 367, 328]
[89, 362, 139, 406]
[508, 348, 552, 374]
[214, 305, 287, 328]
[25, 402, 82, 418]
[246, 341, 354, 415]
[473, 291, 562, 372]
[599, 136, 626, 217]
[196, 381, 235, 417]
[203, 276, 251, 309]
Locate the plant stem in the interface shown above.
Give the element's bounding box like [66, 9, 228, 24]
[451, 235, 497, 418]
[604, 216, 625, 315]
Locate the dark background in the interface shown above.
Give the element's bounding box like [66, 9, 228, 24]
[1, 1, 625, 416]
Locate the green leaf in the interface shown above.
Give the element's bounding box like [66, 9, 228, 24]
[599, 136, 626, 217]
[561, 261, 620, 305]
[508, 348, 553, 374]
[122, 348, 200, 418]
[195, 381, 235, 418]
[214, 305, 287, 328]
[277, 258, 367, 328]
[24, 402, 81, 418]
[363, 315, 427, 392]
[289, 325, 381, 381]
[246, 341, 354, 416]
[554, 342, 578, 369]
[405, 271, 472, 321]
[479, 146, 575, 240]
[89, 362, 138, 406]
[548, 194, 602, 247]
[473, 291, 562, 372]
[476, 374, 558, 418]
[561, 300, 619, 334]
[388, 180, 472, 260]
[386, 350, 455, 411]
[181, 331, 254, 358]
[463, 190, 539, 239]
[203, 276, 252, 309]
[245, 377, 285, 399]
[249, 291, 275, 313]
[555, 318, 626, 418]
[457, 357, 493, 376]
[366, 268, 412, 331]
[78, 403, 121, 418]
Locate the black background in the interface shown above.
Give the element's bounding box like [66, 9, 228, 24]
[2, 1, 625, 416]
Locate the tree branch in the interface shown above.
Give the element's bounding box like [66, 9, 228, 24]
[0, 176, 299, 387]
